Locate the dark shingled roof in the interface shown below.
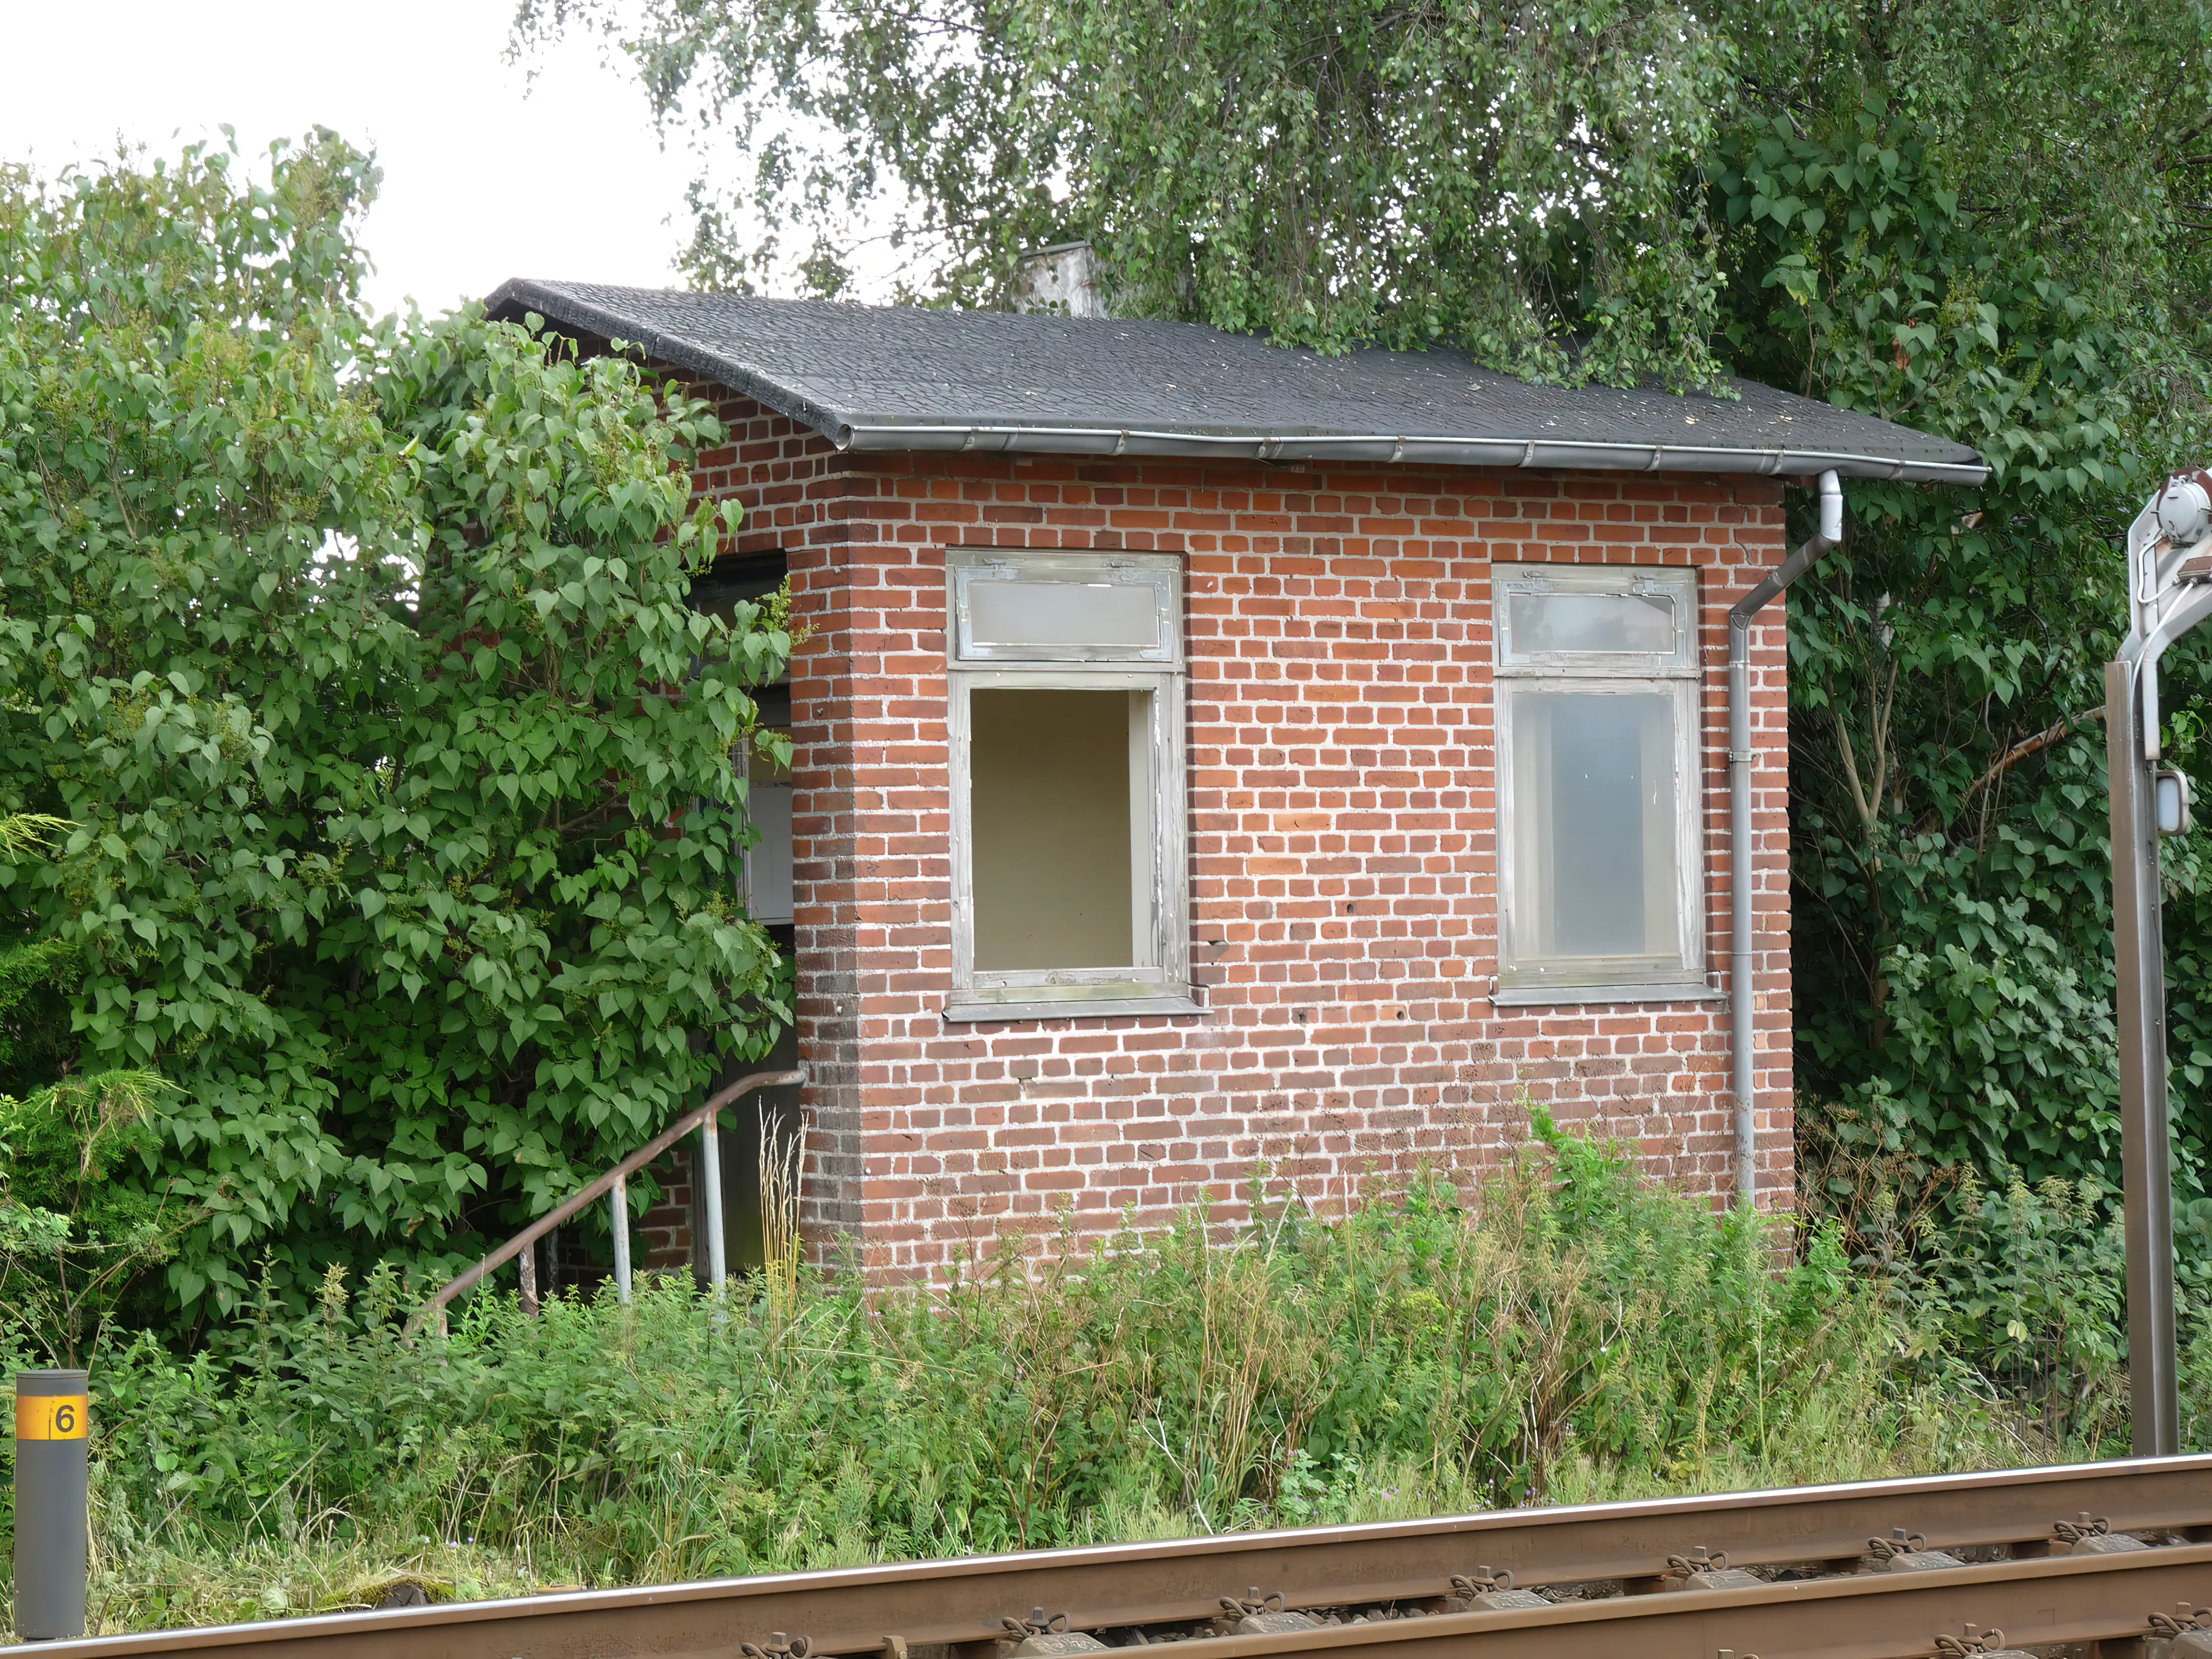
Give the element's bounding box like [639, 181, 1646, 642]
[487, 278, 1988, 486]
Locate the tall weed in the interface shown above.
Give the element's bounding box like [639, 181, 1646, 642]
[1800, 1128, 2212, 1454]
[3, 1120, 2041, 1637]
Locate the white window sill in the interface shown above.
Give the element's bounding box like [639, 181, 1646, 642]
[1490, 981, 1724, 1008]
[943, 994, 1206, 1024]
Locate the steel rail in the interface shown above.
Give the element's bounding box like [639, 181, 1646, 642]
[1071, 1543, 2212, 1659]
[14, 1456, 2212, 1659]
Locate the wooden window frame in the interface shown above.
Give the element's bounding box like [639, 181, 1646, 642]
[1491, 563, 1715, 1007]
[943, 551, 1195, 1022]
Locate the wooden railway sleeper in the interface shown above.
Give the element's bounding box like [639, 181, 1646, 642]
[1864, 1527, 1968, 1572]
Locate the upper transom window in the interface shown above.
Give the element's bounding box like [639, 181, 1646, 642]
[1495, 565, 1698, 672]
[952, 554, 1181, 665]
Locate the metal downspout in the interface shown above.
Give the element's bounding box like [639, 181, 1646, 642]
[1727, 471, 1843, 1208]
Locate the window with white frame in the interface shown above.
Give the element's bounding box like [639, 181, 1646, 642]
[944, 550, 1193, 1021]
[1492, 563, 1708, 1002]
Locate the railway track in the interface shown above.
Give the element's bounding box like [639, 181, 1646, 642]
[13, 1456, 2212, 1659]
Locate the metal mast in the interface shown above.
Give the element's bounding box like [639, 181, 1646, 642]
[2107, 471, 2212, 1456]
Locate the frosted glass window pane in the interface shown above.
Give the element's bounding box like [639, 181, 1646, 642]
[1509, 588, 1676, 654]
[971, 688, 1136, 969]
[967, 579, 1161, 651]
[1510, 690, 1680, 962]
[742, 783, 794, 926]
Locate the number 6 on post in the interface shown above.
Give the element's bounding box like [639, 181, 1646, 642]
[16, 1392, 89, 1440]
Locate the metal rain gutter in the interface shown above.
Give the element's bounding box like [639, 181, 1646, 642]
[837, 421, 1989, 486]
[1726, 470, 1844, 1208]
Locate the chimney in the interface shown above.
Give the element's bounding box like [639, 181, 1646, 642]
[1014, 241, 1107, 318]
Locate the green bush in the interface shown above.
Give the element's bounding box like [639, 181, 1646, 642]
[0, 136, 793, 1332]
[2, 1122, 2040, 1637]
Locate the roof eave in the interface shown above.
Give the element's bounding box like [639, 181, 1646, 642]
[484, 278, 854, 443]
[839, 421, 1991, 487]
[486, 279, 1990, 488]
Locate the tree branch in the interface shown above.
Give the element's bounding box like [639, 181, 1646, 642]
[1959, 705, 2106, 809]
[1830, 702, 1881, 849]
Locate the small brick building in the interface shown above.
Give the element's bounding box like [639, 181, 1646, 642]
[491, 281, 1985, 1282]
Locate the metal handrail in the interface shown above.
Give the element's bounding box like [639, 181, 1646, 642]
[407, 1064, 808, 1338]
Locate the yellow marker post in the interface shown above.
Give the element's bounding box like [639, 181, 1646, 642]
[16, 1390, 89, 1441]
[14, 1369, 90, 1638]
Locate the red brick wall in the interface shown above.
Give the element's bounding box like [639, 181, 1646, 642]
[680, 387, 1797, 1282]
[634, 1146, 695, 1273]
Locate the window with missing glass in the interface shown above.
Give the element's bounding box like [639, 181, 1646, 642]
[1492, 564, 1709, 1004]
[945, 551, 1193, 1021]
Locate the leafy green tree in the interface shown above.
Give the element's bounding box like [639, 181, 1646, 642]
[517, 0, 1737, 388]
[1715, 113, 2151, 1187]
[0, 136, 791, 1324]
[1708, 11, 2212, 1218]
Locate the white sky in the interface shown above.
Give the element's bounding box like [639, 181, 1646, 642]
[0, 0, 695, 320]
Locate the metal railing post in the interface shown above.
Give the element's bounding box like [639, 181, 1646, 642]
[611, 1173, 633, 1304]
[404, 1066, 805, 1339]
[702, 1108, 728, 1294]
[518, 1232, 539, 1317]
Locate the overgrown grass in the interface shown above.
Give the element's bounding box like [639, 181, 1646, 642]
[0, 1119, 2117, 1638]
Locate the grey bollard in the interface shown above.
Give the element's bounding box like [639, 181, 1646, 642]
[13, 1369, 90, 1640]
